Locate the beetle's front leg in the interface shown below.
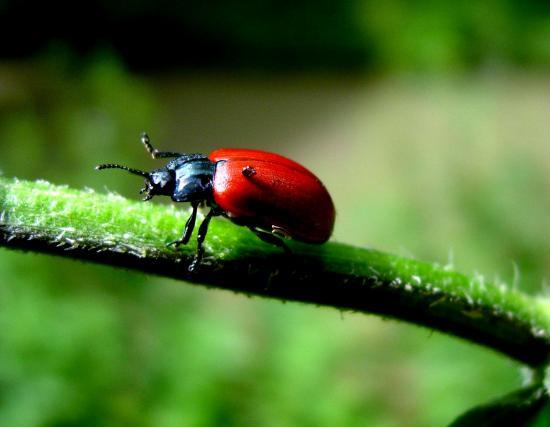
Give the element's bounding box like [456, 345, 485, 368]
[168, 201, 199, 247]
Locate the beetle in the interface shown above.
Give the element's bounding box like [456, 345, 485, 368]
[96, 133, 335, 271]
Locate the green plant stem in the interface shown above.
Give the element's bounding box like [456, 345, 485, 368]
[1, 177, 549, 367]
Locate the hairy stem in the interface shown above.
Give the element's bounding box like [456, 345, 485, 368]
[1, 177, 549, 367]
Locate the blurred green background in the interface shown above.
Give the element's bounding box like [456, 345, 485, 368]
[1, 1, 549, 426]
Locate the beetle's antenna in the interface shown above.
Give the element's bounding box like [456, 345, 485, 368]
[141, 132, 183, 159]
[95, 163, 150, 178]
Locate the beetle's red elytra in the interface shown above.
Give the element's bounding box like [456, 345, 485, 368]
[210, 148, 335, 244]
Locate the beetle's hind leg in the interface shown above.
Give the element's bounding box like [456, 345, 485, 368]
[249, 227, 292, 254]
[141, 132, 183, 159]
[168, 201, 199, 247]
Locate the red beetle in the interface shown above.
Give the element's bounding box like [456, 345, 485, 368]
[96, 133, 335, 270]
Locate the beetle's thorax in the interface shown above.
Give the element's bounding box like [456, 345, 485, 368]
[168, 155, 216, 202]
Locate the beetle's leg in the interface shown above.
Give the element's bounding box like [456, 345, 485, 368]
[249, 227, 292, 254]
[168, 201, 199, 247]
[188, 208, 217, 271]
[141, 132, 183, 159]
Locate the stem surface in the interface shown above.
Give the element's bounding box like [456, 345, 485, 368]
[1, 177, 549, 367]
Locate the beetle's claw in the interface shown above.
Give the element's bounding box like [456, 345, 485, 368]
[188, 260, 199, 272]
[188, 249, 204, 272]
[140, 180, 153, 200]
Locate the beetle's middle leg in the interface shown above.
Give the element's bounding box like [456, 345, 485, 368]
[188, 208, 218, 271]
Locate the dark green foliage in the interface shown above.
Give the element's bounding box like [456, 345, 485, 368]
[1, 0, 549, 70]
[449, 385, 549, 427]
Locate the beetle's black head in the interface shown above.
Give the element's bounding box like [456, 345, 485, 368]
[95, 163, 175, 201]
[142, 168, 175, 200]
